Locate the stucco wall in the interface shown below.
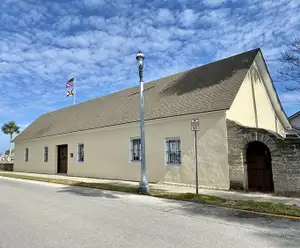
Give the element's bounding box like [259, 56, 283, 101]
[14, 111, 230, 189]
[226, 69, 256, 127]
[226, 58, 286, 137]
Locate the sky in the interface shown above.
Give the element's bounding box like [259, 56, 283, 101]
[0, 0, 299, 152]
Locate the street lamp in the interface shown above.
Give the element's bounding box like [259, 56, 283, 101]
[136, 50, 149, 193]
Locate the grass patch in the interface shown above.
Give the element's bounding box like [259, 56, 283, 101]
[1, 172, 300, 218]
[0, 173, 138, 194]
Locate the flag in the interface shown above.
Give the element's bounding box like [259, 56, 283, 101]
[66, 89, 74, 97]
[66, 77, 75, 87]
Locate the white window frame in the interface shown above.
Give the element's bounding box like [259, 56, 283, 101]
[165, 137, 181, 166]
[77, 143, 84, 163]
[129, 137, 141, 163]
[24, 148, 29, 162]
[43, 146, 49, 163]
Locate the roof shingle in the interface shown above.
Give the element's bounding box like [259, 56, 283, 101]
[14, 48, 260, 142]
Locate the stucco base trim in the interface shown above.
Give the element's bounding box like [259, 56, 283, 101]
[161, 181, 230, 191]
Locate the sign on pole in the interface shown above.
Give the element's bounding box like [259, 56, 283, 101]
[191, 118, 199, 194]
[191, 118, 199, 131]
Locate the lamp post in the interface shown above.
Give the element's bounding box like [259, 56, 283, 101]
[136, 50, 149, 193]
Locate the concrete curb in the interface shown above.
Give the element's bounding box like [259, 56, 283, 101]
[217, 205, 300, 220]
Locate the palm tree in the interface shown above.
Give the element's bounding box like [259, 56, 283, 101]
[2, 121, 20, 157]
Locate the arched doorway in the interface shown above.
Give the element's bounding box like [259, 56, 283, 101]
[246, 141, 274, 192]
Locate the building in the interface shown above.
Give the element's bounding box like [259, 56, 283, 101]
[289, 111, 300, 130]
[13, 48, 300, 194]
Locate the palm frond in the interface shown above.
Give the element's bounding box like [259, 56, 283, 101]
[1, 121, 20, 135]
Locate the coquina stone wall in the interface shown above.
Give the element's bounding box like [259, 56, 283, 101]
[227, 120, 300, 194]
[0, 163, 13, 171]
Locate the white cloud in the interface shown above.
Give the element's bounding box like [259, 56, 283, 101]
[199, 7, 231, 25]
[156, 8, 175, 24]
[84, 16, 106, 29]
[203, 0, 226, 7]
[53, 16, 81, 31]
[178, 9, 199, 27]
[0, 0, 299, 135]
[55, 35, 91, 48]
[82, 0, 105, 7]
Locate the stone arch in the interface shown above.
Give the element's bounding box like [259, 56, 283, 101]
[227, 120, 300, 194]
[245, 141, 274, 192]
[241, 132, 276, 191]
[226, 120, 285, 191]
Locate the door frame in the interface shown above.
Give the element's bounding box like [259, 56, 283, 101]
[245, 141, 274, 192]
[57, 144, 68, 174]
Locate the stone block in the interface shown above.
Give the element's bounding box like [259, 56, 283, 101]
[0, 163, 13, 171]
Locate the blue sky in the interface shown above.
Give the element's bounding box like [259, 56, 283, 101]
[0, 0, 299, 152]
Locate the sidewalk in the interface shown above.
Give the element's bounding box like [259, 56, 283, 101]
[1, 171, 300, 207]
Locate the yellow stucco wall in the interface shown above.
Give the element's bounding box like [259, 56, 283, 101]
[14, 111, 230, 189]
[226, 58, 286, 137]
[226, 70, 256, 127]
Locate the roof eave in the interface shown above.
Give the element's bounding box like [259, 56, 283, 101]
[256, 50, 292, 130]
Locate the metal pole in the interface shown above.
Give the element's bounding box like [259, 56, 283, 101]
[194, 130, 199, 194]
[73, 77, 76, 105]
[138, 63, 149, 193]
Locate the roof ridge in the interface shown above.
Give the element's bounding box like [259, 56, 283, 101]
[14, 48, 260, 142]
[140, 48, 261, 86]
[46, 48, 260, 116]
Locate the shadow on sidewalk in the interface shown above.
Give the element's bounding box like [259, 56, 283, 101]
[57, 185, 120, 199]
[174, 202, 300, 247]
[55, 183, 300, 247]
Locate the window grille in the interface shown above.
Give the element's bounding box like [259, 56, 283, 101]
[25, 148, 29, 162]
[44, 147, 48, 162]
[131, 138, 141, 161]
[166, 139, 181, 165]
[78, 144, 84, 162]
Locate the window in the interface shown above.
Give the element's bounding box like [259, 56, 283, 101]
[166, 138, 181, 165]
[25, 148, 29, 162]
[44, 146, 48, 162]
[77, 143, 84, 162]
[130, 138, 141, 162]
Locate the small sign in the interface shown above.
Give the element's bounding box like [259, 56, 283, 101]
[191, 118, 199, 131]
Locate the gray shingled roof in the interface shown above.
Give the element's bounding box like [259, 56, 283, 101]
[14, 48, 260, 142]
[289, 111, 300, 120]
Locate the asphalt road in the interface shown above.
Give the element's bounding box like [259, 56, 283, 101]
[1, 178, 300, 248]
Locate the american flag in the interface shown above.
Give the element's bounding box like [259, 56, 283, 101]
[66, 77, 75, 87]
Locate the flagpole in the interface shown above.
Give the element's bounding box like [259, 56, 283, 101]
[73, 76, 76, 105]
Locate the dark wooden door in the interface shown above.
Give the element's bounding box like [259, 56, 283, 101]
[57, 145, 68, 174]
[247, 142, 274, 192]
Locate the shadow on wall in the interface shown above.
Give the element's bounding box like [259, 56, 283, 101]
[248, 63, 261, 85]
[163, 154, 195, 184]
